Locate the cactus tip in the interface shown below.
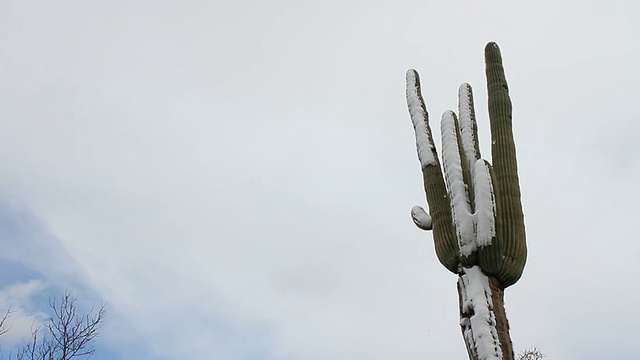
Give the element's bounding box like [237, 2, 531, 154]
[458, 83, 473, 97]
[484, 42, 503, 63]
[441, 109, 456, 119]
[406, 68, 418, 81]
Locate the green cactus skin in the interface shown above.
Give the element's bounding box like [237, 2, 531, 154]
[422, 163, 460, 273]
[483, 42, 527, 287]
[406, 42, 526, 288]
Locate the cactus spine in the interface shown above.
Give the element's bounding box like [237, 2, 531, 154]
[406, 42, 526, 360]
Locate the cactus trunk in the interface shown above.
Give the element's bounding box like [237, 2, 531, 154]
[458, 270, 514, 360]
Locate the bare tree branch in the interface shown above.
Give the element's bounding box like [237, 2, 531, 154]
[12, 290, 106, 360]
[0, 308, 14, 337]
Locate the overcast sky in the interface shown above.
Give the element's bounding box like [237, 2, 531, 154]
[1, 1, 639, 359]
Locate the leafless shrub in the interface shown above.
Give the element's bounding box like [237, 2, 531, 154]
[517, 346, 545, 360]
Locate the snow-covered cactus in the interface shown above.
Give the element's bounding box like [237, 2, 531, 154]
[406, 42, 526, 287]
[406, 42, 526, 360]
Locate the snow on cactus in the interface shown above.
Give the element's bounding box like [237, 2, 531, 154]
[459, 266, 503, 360]
[406, 69, 438, 168]
[405, 42, 526, 360]
[411, 205, 432, 230]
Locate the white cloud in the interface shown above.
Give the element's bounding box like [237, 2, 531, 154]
[0, 281, 49, 347]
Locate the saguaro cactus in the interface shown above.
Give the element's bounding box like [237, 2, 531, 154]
[406, 42, 526, 360]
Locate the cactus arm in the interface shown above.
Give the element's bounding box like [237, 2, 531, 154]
[458, 83, 482, 181]
[474, 159, 504, 276]
[406, 69, 438, 168]
[440, 111, 475, 260]
[457, 83, 481, 219]
[411, 205, 432, 230]
[406, 69, 459, 273]
[473, 160, 496, 248]
[484, 43, 527, 287]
